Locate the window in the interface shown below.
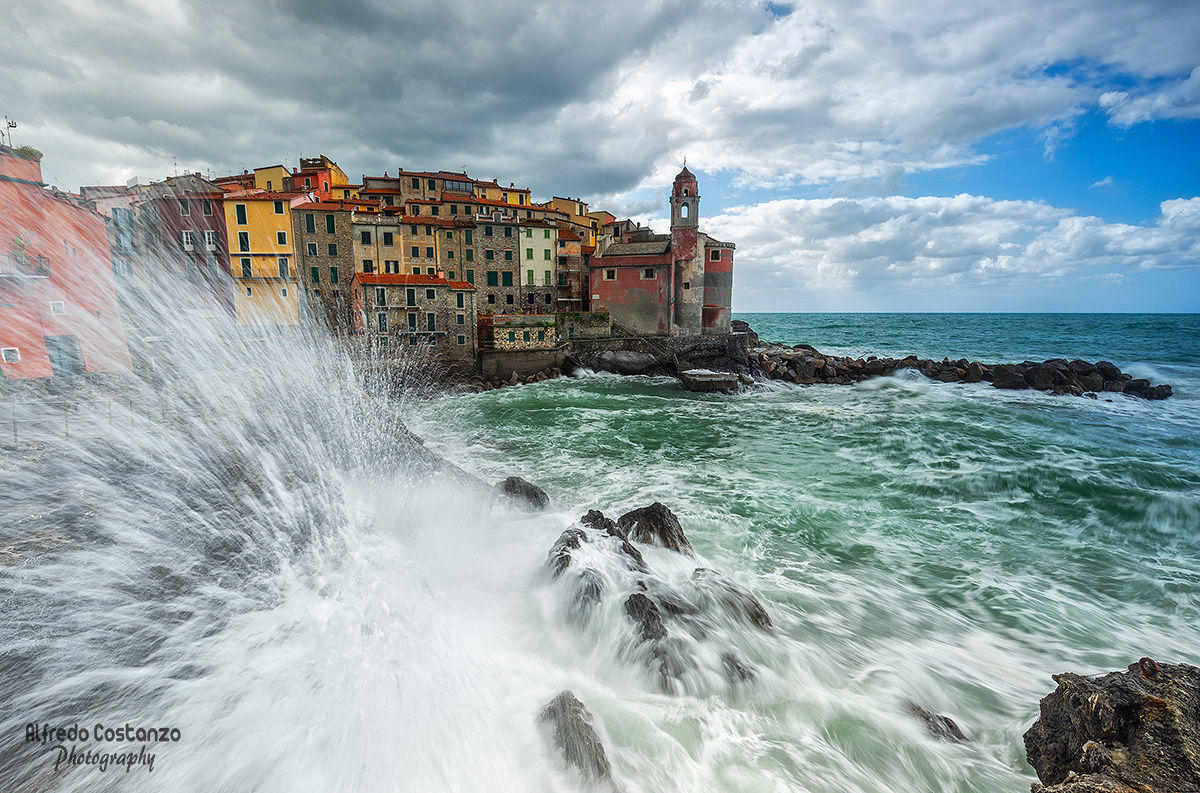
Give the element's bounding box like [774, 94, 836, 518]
[425, 247, 434, 258]
[544, 270, 552, 285]
[426, 313, 435, 331]
[457, 335, 465, 345]
[526, 248, 533, 260]
[456, 292, 464, 308]
[544, 294, 552, 304]
[427, 178, 435, 189]
[328, 244, 337, 256]
[241, 258, 251, 278]
[406, 288, 416, 306]
[426, 267, 436, 275]
[246, 287, 252, 295]
[274, 200, 284, 215]
[383, 232, 393, 246]
[680, 203, 689, 218]
[501, 272, 513, 287]
[484, 225, 493, 237]
[408, 312, 417, 329]
[465, 269, 474, 284]
[683, 281, 690, 289]
[485, 249, 494, 261]
[486, 272, 498, 287]
[422, 288, 433, 300]
[278, 258, 289, 278]
[410, 177, 420, 188]
[411, 246, 420, 258]
[362, 259, 374, 273]
[450, 205, 458, 215]
[238, 231, 249, 252]
[465, 249, 473, 261]
[431, 206, 439, 216]
[378, 336, 388, 347]
[523, 331, 530, 342]
[305, 213, 316, 233]
[465, 230, 473, 244]
[558, 273, 568, 287]
[304, 177, 311, 188]
[504, 226, 512, 238]
[281, 287, 287, 297]
[504, 251, 513, 262]
[179, 199, 189, 216]
[642, 268, 655, 279]
[361, 231, 371, 245]
[710, 249, 721, 261]
[377, 313, 387, 333]
[307, 243, 318, 256]
[456, 313, 465, 324]
[411, 267, 421, 274]
[544, 229, 550, 238]
[326, 214, 335, 234]
[376, 287, 386, 306]
[277, 231, 287, 245]
[310, 266, 320, 283]
[329, 266, 338, 284]
[48, 301, 66, 315]
[525, 228, 532, 238]
[235, 204, 247, 225]
[487, 294, 495, 304]
[1, 347, 19, 364]
[604, 269, 616, 280]
[538, 330, 545, 341]
[385, 261, 399, 274]
[508, 331, 516, 342]
[180, 230, 195, 251]
[203, 200, 212, 216]
[527, 270, 535, 285]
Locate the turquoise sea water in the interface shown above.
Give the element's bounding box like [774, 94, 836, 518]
[407, 313, 1200, 793]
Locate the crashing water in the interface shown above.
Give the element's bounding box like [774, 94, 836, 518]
[3, 296, 1198, 791]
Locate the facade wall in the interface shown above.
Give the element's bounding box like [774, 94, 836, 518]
[701, 240, 734, 334]
[353, 275, 477, 361]
[293, 204, 353, 331]
[0, 148, 131, 380]
[223, 195, 300, 326]
[479, 314, 556, 351]
[398, 218, 445, 275]
[474, 217, 522, 313]
[589, 258, 672, 336]
[519, 221, 557, 312]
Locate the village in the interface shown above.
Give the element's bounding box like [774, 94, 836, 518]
[0, 143, 736, 389]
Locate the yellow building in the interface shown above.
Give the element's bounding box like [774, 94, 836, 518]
[223, 192, 301, 326]
[475, 179, 531, 207]
[252, 165, 291, 192]
[548, 196, 599, 246]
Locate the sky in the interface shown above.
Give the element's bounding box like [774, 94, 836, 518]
[1, 0, 1198, 312]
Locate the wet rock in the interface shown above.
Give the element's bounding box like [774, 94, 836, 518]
[964, 361, 986, 383]
[1024, 659, 1200, 793]
[691, 568, 773, 630]
[1024, 364, 1058, 391]
[624, 593, 667, 642]
[992, 365, 1029, 390]
[906, 701, 969, 742]
[1145, 384, 1173, 400]
[1094, 361, 1123, 381]
[581, 509, 621, 535]
[496, 476, 550, 511]
[538, 691, 619, 790]
[618, 503, 695, 556]
[567, 568, 605, 625]
[547, 528, 587, 578]
[721, 651, 756, 683]
[574, 510, 647, 572]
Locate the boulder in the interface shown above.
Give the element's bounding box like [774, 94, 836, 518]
[580, 510, 647, 571]
[497, 476, 550, 511]
[1077, 372, 1105, 392]
[624, 593, 668, 642]
[993, 365, 1029, 390]
[1024, 659, 1200, 793]
[906, 701, 969, 742]
[547, 528, 587, 578]
[1095, 361, 1123, 381]
[538, 691, 619, 790]
[964, 362, 985, 383]
[1024, 364, 1057, 391]
[618, 503, 695, 556]
[691, 568, 773, 630]
[1145, 384, 1173, 400]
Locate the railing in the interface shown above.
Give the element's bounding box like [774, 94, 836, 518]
[0, 253, 51, 278]
[3, 395, 164, 444]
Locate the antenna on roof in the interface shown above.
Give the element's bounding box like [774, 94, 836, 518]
[3, 116, 16, 147]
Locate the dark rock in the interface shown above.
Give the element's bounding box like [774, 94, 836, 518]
[721, 651, 756, 683]
[1123, 378, 1151, 396]
[1095, 361, 1123, 381]
[1145, 384, 1173, 400]
[678, 368, 740, 393]
[1077, 372, 1105, 392]
[624, 593, 667, 642]
[618, 503, 695, 556]
[906, 701, 969, 742]
[1024, 660, 1200, 793]
[1024, 364, 1057, 390]
[993, 364, 1029, 390]
[538, 691, 618, 789]
[1068, 360, 1096, 375]
[691, 568, 773, 630]
[581, 510, 647, 571]
[548, 528, 587, 578]
[567, 568, 605, 625]
[965, 361, 985, 383]
[581, 509, 621, 535]
[497, 476, 550, 511]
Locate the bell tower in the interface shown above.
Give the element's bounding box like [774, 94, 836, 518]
[669, 165, 702, 333]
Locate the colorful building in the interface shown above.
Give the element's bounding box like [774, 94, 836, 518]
[519, 219, 557, 312]
[293, 200, 354, 331]
[0, 144, 131, 380]
[474, 214, 521, 312]
[588, 167, 733, 336]
[351, 272, 477, 363]
[222, 191, 301, 326]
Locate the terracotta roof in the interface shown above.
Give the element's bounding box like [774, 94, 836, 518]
[354, 273, 475, 289]
[441, 191, 474, 201]
[581, 245, 596, 254]
[557, 227, 581, 241]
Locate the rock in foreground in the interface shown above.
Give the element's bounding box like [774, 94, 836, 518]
[538, 690, 620, 791]
[618, 503, 695, 556]
[1024, 659, 1200, 793]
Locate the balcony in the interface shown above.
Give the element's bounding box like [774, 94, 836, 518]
[0, 253, 51, 279]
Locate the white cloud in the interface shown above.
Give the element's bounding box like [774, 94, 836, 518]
[1090, 176, 1114, 188]
[1100, 66, 1200, 126]
[702, 195, 1200, 309]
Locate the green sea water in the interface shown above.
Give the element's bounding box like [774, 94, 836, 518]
[405, 313, 1200, 793]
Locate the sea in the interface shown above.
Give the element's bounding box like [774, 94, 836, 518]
[1, 311, 1197, 792]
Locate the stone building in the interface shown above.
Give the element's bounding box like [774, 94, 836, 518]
[588, 167, 733, 336]
[477, 313, 556, 351]
[292, 200, 354, 331]
[474, 213, 522, 312]
[350, 272, 477, 362]
[352, 213, 401, 276]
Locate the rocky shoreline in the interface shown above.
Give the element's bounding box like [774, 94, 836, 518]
[446, 320, 1174, 400]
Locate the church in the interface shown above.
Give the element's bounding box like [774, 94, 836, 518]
[588, 167, 734, 336]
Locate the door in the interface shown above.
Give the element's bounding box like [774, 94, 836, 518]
[45, 335, 85, 377]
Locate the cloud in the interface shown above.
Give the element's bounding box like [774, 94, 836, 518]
[1090, 176, 1114, 188]
[701, 195, 1200, 309]
[1, 0, 1197, 198]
